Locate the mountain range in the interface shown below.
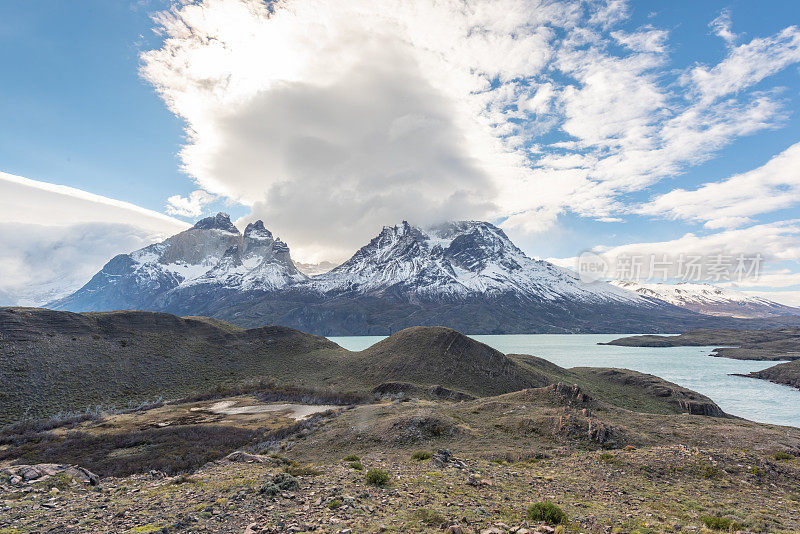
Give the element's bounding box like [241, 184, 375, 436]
[50, 213, 800, 334]
[610, 280, 800, 318]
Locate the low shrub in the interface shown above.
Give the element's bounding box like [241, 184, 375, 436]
[343, 454, 360, 462]
[526, 501, 567, 525]
[365, 468, 390, 486]
[328, 498, 342, 509]
[411, 507, 446, 526]
[411, 450, 432, 461]
[35, 473, 74, 492]
[699, 463, 722, 479]
[259, 472, 299, 496]
[349, 461, 364, 471]
[773, 451, 793, 461]
[700, 515, 740, 531]
[285, 464, 322, 477]
[171, 474, 197, 485]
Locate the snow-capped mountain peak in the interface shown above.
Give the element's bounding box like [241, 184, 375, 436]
[244, 220, 274, 241]
[49, 214, 305, 310]
[313, 220, 646, 303]
[611, 281, 800, 318]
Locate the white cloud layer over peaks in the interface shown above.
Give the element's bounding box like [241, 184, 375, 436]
[640, 143, 800, 229]
[0, 172, 188, 306]
[142, 0, 800, 260]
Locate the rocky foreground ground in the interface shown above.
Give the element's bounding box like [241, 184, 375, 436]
[2, 443, 799, 534]
[2, 320, 799, 533]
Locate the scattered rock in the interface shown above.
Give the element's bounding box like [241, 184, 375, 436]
[431, 449, 468, 469]
[1, 464, 99, 486]
[467, 473, 493, 487]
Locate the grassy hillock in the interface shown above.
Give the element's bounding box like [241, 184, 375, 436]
[352, 326, 551, 397]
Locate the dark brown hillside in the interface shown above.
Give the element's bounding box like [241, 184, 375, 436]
[2, 308, 731, 427]
[0, 307, 346, 424]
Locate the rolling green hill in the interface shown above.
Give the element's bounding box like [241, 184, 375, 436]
[1, 307, 726, 425]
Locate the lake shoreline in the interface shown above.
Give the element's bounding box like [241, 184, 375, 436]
[330, 333, 800, 428]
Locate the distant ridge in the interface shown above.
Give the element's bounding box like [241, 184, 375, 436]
[612, 281, 800, 319]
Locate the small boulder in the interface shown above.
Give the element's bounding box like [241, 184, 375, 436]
[226, 451, 268, 463]
[63, 466, 99, 485]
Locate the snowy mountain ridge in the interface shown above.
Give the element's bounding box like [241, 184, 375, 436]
[611, 281, 800, 318]
[49, 213, 305, 312]
[52, 214, 649, 313]
[312, 220, 646, 303]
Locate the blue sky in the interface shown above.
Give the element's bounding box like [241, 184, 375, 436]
[0, 0, 246, 219]
[2, 0, 800, 304]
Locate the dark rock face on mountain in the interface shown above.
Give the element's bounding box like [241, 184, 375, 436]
[50, 216, 800, 334]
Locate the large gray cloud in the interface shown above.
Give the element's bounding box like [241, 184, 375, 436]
[217, 52, 496, 259]
[142, 0, 800, 262]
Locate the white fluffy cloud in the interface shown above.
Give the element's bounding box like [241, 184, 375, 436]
[0, 172, 188, 305]
[683, 26, 800, 104]
[640, 143, 800, 228]
[141, 0, 800, 261]
[548, 221, 800, 298]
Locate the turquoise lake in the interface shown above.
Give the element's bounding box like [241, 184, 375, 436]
[328, 333, 800, 428]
